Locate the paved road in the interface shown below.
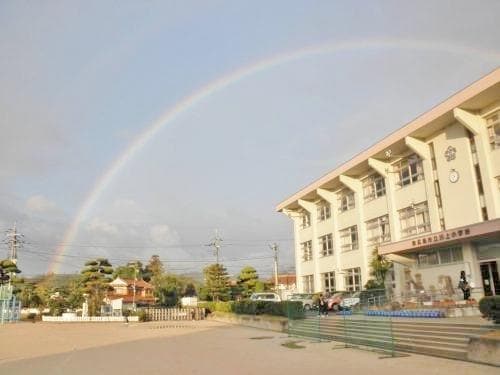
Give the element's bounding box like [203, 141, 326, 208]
[0, 321, 496, 374]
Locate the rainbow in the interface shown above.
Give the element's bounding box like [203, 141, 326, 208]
[48, 37, 500, 273]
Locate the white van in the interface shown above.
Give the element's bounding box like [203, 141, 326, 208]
[249, 293, 281, 302]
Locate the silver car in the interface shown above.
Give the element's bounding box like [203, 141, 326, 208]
[288, 293, 314, 310]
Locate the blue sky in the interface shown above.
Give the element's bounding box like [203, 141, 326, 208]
[1, 1, 499, 277]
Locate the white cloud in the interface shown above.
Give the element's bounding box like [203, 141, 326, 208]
[149, 224, 180, 246]
[25, 195, 57, 213]
[87, 217, 119, 236]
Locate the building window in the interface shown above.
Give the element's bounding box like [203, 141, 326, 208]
[344, 267, 362, 292]
[416, 246, 463, 267]
[301, 240, 313, 262]
[338, 189, 355, 212]
[317, 201, 331, 221]
[322, 271, 335, 293]
[363, 173, 386, 202]
[318, 233, 334, 257]
[486, 112, 500, 150]
[302, 275, 314, 293]
[399, 202, 431, 237]
[394, 154, 424, 187]
[300, 212, 311, 229]
[366, 215, 390, 245]
[340, 225, 358, 251]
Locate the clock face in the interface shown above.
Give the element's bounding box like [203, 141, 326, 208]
[449, 169, 459, 183]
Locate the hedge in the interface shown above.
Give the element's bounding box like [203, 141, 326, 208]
[478, 296, 500, 323]
[199, 300, 304, 319]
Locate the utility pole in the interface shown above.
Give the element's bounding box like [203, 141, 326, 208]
[206, 229, 223, 264]
[5, 223, 23, 264]
[270, 243, 279, 293]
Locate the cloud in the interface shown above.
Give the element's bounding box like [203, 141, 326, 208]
[86, 217, 119, 236]
[25, 195, 58, 213]
[149, 224, 180, 246]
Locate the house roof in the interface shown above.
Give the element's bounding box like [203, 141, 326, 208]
[110, 277, 154, 289]
[276, 68, 500, 211]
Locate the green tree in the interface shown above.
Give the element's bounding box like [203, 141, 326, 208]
[202, 263, 229, 302]
[365, 247, 392, 289]
[154, 274, 182, 307]
[144, 255, 164, 283]
[237, 266, 259, 298]
[113, 260, 144, 280]
[81, 258, 113, 316]
[0, 259, 21, 281]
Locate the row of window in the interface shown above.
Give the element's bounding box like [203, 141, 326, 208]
[301, 203, 431, 262]
[487, 111, 500, 150]
[299, 155, 424, 228]
[302, 267, 363, 293]
[304, 246, 465, 293]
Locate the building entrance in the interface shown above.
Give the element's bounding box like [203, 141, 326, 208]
[480, 261, 500, 296]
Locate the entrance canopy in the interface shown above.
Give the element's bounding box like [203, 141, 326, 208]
[379, 218, 500, 256]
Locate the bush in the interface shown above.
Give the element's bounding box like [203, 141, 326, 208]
[479, 296, 500, 323]
[199, 300, 303, 318]
[129, 309, 148, 322]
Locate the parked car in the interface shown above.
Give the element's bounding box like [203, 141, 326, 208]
[288, 293, 314, 310]
[249, 293, 281, 302]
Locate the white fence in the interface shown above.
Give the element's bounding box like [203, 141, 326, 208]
[144, 307, 205, 321]
[42, 316, 139, 323]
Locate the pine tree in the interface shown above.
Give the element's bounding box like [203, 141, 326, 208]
[237, 266, 259, 298]
[203, 263, 229, 302]
[80, 258, 113, 316]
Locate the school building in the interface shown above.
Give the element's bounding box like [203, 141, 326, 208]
[276, 68, 500, 302]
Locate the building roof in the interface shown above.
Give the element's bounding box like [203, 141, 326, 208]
[110, 277, 154, 289]
[276, 68, 500, 212]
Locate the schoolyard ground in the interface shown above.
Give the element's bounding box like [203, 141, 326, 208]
[0, 320, 496, 374]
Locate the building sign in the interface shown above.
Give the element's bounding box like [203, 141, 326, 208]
[411, 228, 470, 247]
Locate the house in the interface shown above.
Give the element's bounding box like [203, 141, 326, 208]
[107, 277, 156, 309]
[277, 68, 500, 302]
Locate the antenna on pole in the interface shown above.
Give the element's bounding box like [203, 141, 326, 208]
[206, 229, 223, 264]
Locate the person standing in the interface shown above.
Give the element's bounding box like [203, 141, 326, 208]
[458, 270, 471, 300]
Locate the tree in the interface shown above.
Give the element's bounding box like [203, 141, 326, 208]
[0, 259, 21, 283]
[237, 266, 259, 298]
[202, 263, 229, 302]
[80, 258, 113, 316]
[144, 255, 164, 283]
[365, 247, 392, 289]
[113, 260, 144, 280]
[154, 274, 182, 307]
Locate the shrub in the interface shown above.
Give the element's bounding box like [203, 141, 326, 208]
[129, 309, 148, 322]
[479, 296, 500, 323]
[199, 300, 303, 318]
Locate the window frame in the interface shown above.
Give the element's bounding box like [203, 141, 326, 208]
[322, 271, 336, 293]
[317, 201, 331, 221]
[487, 112, 500, 150]
[318, 233, 334, 257]
[301, 240, 313, 262]
[344, 267, 362, 292]
[366, 215, 391, 245]
[339, 225, 358, 251]
[416, 246, 463, 268]
[338, 189, 355, 212]
[399, 202, 431, 238]
[302, 275, 314, 293]
[394, 154, 424, 187]
[363, 173, 386, 202]
[300, 212, 311, 229]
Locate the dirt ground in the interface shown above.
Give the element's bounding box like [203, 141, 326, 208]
[0, 321, 497, 374]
